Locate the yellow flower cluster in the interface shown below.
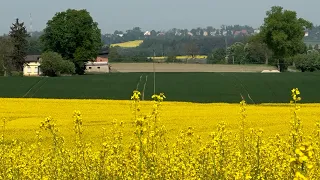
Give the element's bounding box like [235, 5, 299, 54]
[0, 89, 320, 179]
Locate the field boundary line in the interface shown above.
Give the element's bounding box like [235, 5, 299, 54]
[231, 74, 255, 104]
[142, 75, 148, 100]
[263, 80, 277, 102]
[136, 75, 143, 90]
[30, 77, 49, 98]
[22, 78, 44, 98]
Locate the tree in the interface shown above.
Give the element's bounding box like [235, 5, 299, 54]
[209, 48, 226, 64]
[0, 36, 14, 76]
[41, 9, 102, 75]
[245, 35, 273, 64]
[27, 37, 44, 54]
[9, 18, 30, 71]
[184, 41, 199, 58]
[227, 42, 245, 64]
[108, 47, 122, 62]
[40, 51, 75, 76]
[260, 6, 312, 71]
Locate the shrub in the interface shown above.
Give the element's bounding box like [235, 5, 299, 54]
[61, 60, 75, 75]
[10, 71, 23, 77]
[40, 51, 75, 76]
[293, 51, 320, 72]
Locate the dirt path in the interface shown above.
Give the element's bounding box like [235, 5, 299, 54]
[110, 63, 277, 72]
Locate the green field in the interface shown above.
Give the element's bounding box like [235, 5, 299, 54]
[0, 72, 320, 103]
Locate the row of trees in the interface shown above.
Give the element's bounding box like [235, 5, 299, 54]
[0, 9, 102, 76]
[102, 25, 255, 45]
[0, 6, 316, 75]
[208, 37, 272, 65]
[108, 6, 313, 72]
[108, 35, 249, 62]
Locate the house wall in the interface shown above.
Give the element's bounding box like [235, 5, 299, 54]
[23, 62, 41, 76]
[85, 65, 109, 73]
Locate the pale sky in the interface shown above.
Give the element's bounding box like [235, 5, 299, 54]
[0, 0, 319, 34]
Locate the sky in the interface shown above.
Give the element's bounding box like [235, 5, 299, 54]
[0, 0, 319, 34]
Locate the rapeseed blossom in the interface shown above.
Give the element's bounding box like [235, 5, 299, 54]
[0, 88, 320, 179]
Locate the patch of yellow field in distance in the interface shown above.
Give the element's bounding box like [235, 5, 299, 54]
[111, 40, 143, 48]
[151, 55, 208, 60]
[176, 55, 208, 59]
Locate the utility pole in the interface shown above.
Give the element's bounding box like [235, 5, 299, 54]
[153, 49, 156, 95]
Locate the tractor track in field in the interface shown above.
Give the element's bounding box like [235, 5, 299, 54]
[22, 77, 48, 98]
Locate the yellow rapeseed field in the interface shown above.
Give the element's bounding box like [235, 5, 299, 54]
[1, 89, 320, 179]
[152, 55, 208, 60]
[111, 40, 143, 48]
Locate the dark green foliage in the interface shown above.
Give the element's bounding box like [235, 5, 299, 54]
[41, 9, 102, 75]
[108, 47, 122, 62]
[208, 48, 226, 64]
[0, 36, 14, 76]
[166, 56, 179, 63]
[9, 18, 30, 71]
[114, 36, 248, 62]
[61, 60, 76, 75]
[27, 37, 44, 54]
[292, 51, 320, 72]
[245, 35, 273, 64]
[260, 6, 312, 72]
[40, 51, 75, 76]
[0, 72, 320, 103]
[226, 42, 246, 64]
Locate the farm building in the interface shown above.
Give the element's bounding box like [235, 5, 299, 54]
[85, 47, 110, 73]
[23, 47, 109, 76]
[23, 55, 41, 76]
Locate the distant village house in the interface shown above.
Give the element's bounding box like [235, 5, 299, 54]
[23, 55, 41, 76]
[85, 48, 110, 74]
[22, 48, 109, 76]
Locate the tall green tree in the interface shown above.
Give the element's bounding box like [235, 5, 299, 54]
[41, 9, 102, 75]
[260, 6, 312, 71]
[0, 36, 14, 76]
[245, 35, 273, 64]
[227, 42, 245, 64]
[9, 18, 30, 71]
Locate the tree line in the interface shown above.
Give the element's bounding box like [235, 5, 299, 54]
[0, 9, 102, 76]
[0, 6, 318, 76]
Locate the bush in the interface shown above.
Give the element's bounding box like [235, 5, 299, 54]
[166, 56, 180, 63]
[293, 52, 320, 72]
[40, 52, 75, 76]
[11, 71, 23, 77]
[61, 60, 75, 75]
